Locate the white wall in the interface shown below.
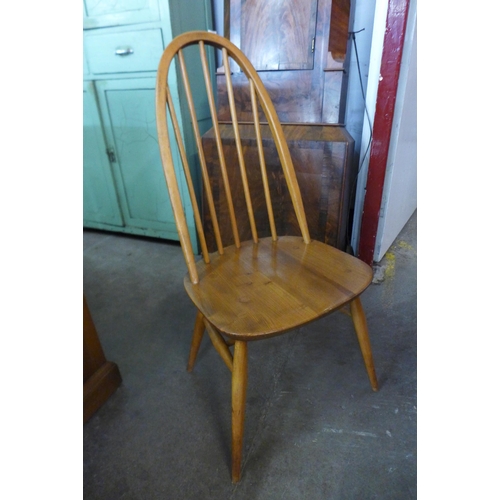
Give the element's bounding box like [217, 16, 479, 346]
[344, 0, 377, 160]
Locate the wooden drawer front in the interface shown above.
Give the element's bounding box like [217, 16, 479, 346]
[85, 29, 164, 74]
[83, 0, 160, 29]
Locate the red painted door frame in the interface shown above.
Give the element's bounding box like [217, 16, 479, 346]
[357, 0, 411, 266]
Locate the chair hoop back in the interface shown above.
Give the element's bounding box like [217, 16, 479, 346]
[156, 31, 311, 284]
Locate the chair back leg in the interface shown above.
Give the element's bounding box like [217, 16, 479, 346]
[187, 310, 206, 372]
[350, 297, 379, 391]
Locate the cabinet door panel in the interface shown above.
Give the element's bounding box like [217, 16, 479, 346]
[240, 0, 318, 71]
[223, 0, 345, 124]
[83, 83, 124, 226]
[95, 79, 180, 237]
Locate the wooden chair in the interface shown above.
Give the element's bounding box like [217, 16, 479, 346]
[155, 31, 378, 483]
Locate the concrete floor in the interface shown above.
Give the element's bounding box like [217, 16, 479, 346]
[83, 210, 417, 499]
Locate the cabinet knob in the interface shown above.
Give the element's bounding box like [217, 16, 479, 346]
[115, 47, 134, 56]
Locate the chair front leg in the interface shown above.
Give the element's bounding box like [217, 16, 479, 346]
[231, 340, 248, 482]
[350, 297, 379, 391]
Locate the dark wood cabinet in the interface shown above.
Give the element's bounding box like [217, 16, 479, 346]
[239, 0, 318, 71]
[202, 0, 354, 251]
[218, 0, 350, 124]
[202, 123, 354, 251]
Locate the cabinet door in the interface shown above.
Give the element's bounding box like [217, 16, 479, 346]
[83, 82, 124, 227]
[239, 0, 318, 71]
[221, 0, 345, 123]
[95, 78, 188, 242]
[83, 0, 160, 29]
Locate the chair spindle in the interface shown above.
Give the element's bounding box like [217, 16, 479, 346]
[165, 87, 210, 263]
[222, 48, 259, 244]
[199, 41, 241, 249]
[250, 79, 277, 241]
[177, 48, 224, 255]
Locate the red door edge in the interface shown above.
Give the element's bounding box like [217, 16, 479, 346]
[357, 0, 411, 266]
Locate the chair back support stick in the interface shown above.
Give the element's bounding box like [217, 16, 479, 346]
[222, 47, 259, 244]
[199, 41, 241, 249]
[177, 48, 224, 255]
[232, 33, 311, 243]
[165, 86, 210, 263]
[249, 79, 277, 241]
[156, 81, 198, 283]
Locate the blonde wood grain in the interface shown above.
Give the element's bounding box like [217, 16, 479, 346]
[350, 297, 379, 391]
[187, 310, 206, 372]
[250, 79, 277, 241]
[166, 87, 210, 264]
[184, 236, 372, 340]
[199, 41, 241, 249]
[178, 48, 224, 256]
[205, 319, 234, 372]
[223, 47, 258, 244]
[231, 340, 248, 483]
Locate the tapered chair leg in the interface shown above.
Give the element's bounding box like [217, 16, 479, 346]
[350, 297, 379, 391]
[231, 340, 248, 482]
[187, 310, 206, 372]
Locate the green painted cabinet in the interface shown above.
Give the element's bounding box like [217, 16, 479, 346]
[83, 82, 123, 227]
[83, 0, 214, 246]
[83, 0, 160, 30]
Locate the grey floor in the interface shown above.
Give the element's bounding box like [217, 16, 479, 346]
[83, 211, 417, 500]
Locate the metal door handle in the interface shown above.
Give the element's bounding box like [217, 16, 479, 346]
[115, 47, 134, 56]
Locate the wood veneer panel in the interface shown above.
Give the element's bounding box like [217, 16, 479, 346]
[328, 0, 350, 61]
[241, 0, 317, 71]
[202, 123, 354, 251]
[220, 0, 346, 124]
